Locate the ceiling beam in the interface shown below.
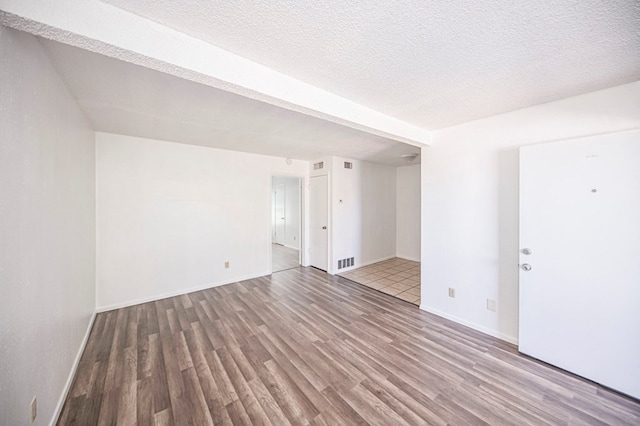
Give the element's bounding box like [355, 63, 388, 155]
[0, 0, 431, 147]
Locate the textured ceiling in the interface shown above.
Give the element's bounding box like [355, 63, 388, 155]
[101, 0, 640, 129]
[41, 39, 421, 166]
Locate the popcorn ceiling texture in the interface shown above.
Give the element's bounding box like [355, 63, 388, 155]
[39, 39, 422, 166]
[100, 0, 640, 129]
[0, 2, 430, 147]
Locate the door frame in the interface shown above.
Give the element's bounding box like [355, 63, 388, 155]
[272, 183, 286, 245]
[268, 173, 307, 274]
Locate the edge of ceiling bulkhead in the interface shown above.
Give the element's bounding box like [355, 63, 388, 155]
[0, 0, 432, 147]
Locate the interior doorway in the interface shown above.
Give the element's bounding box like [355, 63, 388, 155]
[271, 176, 302, 273]
[336, 157, 422, 306]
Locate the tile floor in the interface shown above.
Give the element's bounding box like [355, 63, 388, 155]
[338, 257, 421, 305]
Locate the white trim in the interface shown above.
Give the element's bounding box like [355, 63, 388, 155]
[326, 173, 333, 275]
[51, 311, 97, 426]
[336, 254, 396, 274]
[396, 254, 421, 262]
[420, 305, 519, 345]
[96, 272, 268, 312]
[283, 244, 301, 251]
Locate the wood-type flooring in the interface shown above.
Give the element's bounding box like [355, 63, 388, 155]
[58, 267, 640, 425]
[271, 244, 299, 273]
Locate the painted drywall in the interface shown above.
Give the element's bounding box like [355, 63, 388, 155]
[272, 176, 301, 249]
[0, 27, 96, 425]
[330, 156, 397, 273]
[101, 0, 640, 130]
[96, 133, 308, 310]
[421, 81, 640, 343]
[396, 164, 421, 261]
[0, 0, 431, 146]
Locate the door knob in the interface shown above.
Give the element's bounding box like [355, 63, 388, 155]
[520, 264, 532, 271]
[322, 226, 327, 230]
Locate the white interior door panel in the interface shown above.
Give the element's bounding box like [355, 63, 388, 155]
[519, 130, 640, 399]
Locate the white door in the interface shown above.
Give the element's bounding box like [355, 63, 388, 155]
[274, 184, 285, 245]
[519, 130, 640, 399]
[309, 175, 329, 271]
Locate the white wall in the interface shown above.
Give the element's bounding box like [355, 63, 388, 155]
[96, 133, 308, 310]
[396, 164, 421, 261]
[0, 27, 96, 425]
[272, 176, 301, 249]
[421, 81, 640, 343]
[330, 156, 397, 272]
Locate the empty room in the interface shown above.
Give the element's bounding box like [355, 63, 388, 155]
[1, 1, 639, 425]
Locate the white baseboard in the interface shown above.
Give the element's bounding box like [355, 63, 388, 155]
[51, 311, 96, 426]
[96, 272, 269, 312]
[420, 305, 518, 345]
[283, 244, 300, 251]
[361, 255, 397, 267]
[336, 254, 396, 274]
[396, 254, 421, 263]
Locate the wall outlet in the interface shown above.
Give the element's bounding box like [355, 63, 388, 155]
[448, 288, 456, 298]
[30, 397, 37, 422]
[487, 299, 497, 312]
[224, 261, 230, 269]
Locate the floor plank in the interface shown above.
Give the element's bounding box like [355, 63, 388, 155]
[272, 243, 299, 273]
[58, 267, 640, 425]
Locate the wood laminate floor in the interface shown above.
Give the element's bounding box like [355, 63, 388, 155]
[272, 243, 299, 273]
[58, 267, 640, 425]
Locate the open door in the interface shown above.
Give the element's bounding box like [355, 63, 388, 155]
[519, 130, 640, 399]
[309, 175, 329, 271]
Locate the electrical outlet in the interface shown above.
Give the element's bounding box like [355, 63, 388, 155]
[448, 288, 456, 298]
[224, 261, 230, 269]
[30, 397, 37, 423]
[487, 299, 497, 312]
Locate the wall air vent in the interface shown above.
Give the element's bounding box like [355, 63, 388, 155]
[344, 161, 353, 169]
[313, 161, 324, 170]
[338, 257, 355, 269]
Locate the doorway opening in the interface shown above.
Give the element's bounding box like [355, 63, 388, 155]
[271, 176, 302, 273]
[336, 152, 422, 305]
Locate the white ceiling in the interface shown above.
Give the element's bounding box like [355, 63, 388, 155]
[100, 0, 640, 129]
[41, 39, 421, 166]
[7, 0, 637, 166]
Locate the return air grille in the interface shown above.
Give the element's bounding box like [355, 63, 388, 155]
[338, 257, 355, 269]
[313, 161, 324, 170]
[344, 162, 353, 169]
